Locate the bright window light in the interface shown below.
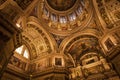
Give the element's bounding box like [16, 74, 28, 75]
[15, 45, 30, 59]
[15, 45, 23, 54]
[23, 50, 29, 59]
[16, 23, 21, 28]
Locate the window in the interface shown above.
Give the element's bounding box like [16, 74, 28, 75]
[16, 23, 21, 28]
[23, 50, 29, 58]
[59, 16, 67, 23]
[81, 0, 85, 6]
[43, 7, 49, 17]
[69, 13, 76, 21]
[76, 6, 82, 15]
[15, 45, 23, 54]
[51, 14, 57, 22]
[15, 45, 30, 59]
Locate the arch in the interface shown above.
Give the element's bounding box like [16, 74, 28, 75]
[26, 16, 58, 52]
[22, 40, 33, 60]
[59, 32, 99, 54]
[80, 52, 98, 60]
[99, 27, 120, 52]
[37, 0, 93, 36]
[100, 27, 120, 40]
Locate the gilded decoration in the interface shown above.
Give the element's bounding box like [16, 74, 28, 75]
[47, 0, 76, 11]
[0, 0, 120, 80]
[39, 0, 92, 36]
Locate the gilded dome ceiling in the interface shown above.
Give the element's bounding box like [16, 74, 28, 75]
[39, 0, 92, 36]
[46, 0, 76, 11]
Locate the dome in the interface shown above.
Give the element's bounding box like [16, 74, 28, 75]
[46, 0, 77, 11]
[1, 0, 120, 80]
[39, 0, 92, 36]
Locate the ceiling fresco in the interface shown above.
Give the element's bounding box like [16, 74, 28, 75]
[40, 0, 92, 36]
[47, 0, 76, 11]
[1, 0, 120, 79]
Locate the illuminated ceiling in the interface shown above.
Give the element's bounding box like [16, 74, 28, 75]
[10, 0, 117, 60]
[39, 0, 92, 36]
[16, 0, 96, 60]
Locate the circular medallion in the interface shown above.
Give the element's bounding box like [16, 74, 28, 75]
[47, 0, 77, 11]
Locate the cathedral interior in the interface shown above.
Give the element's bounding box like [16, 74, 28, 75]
[0, 0, 120, 80]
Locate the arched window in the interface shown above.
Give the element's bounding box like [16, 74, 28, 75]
[15, 45, 30, 59]
[69, 13, 76, 21]
[43, 7, 49, 17]
[76, 6, 83, 15]
[81, 0, 85, 6]
[51, 13, 57, 22]
[60, 16, 67, 23]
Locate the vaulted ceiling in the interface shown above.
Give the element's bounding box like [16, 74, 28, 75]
[1, 0, 120, 61]
[1, 0, 120, 79]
